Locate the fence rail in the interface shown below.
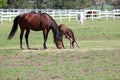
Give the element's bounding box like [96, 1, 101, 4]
[0, 9, 120, 22]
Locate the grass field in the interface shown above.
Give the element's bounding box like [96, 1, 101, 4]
[0, 18, 120, 80]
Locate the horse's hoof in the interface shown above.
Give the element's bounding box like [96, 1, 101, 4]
[44, 47, 47, 49]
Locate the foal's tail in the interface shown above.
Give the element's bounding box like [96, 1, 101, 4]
[7, 15, 20, 40]
[75, 41, 80, 48]
[70, 29, 80, 48]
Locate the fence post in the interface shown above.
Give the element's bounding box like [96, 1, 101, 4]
[105, 9, 108, 20]
[59, 10, 62, 22]
[0, 12, 1, 22]
[92, 10, 94, 21]
[52, 10, 55, 19]
[113, 10, 115, 20]
[9, 11, 11, 22]
[0, 10, 3, 22]
[68, 11, 71, 21]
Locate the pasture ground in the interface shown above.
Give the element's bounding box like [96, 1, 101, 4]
[0, 18, 120, 80]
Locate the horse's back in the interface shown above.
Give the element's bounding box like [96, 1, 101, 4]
[18, 13, 43, 31]
[22, 13, 40, 23]
[39, 13, 52, 27]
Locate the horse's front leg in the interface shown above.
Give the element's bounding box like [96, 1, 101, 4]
[43, 29, 49, 49]
[25, 29, 30, 49]
[20, 30, 25, 50]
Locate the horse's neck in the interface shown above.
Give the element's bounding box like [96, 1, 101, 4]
[52, 27, 59, 39]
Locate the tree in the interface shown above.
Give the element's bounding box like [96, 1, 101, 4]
[53, 0, 64, 9]
[97, 0, 106, 10]
[6, 0, 114, 9]
[63, 0, 89, 9]
[111, 0, 120, 9]
[7, 0, 34, 8]
[90, 0, 106, 9]
[34, 0, 52, 8]
[0, 0, 8, 8]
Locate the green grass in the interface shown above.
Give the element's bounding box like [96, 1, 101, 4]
[0, 19, 120, 80]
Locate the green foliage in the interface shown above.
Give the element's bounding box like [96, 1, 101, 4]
[8, 0, 33, 8]
[1, 0, 116, 9]
[53, 0, 64, 9]
[0, 0, 7, 8]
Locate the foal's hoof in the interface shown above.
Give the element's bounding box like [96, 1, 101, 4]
[21, 48, 24, 50]
[28, 48, 31, 49]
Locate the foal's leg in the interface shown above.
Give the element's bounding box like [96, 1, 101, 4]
[65, 34, 73, 48]
[70, 38, 73, 48]
[61, 37, 65, 49]
[43, 29, 49, 49]
[72, 41, 75, 48]
[25, 29, 30, 49]
[20, 29, 25, 49]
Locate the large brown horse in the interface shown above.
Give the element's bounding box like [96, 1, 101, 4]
[8, 12, 63, 49]
[58, 24, 80, 48]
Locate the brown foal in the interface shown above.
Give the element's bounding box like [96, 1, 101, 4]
[58, 24, 80, 48]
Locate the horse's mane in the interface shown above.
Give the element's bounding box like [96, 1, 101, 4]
[44, 13, 58, 27]
[43, 13, 60, 39]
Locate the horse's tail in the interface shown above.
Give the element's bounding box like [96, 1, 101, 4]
[7, 15, 20, 40]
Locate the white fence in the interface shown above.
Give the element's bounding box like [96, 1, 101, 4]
[0, 9, 120, 22]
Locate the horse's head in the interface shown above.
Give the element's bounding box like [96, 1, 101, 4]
[54, 35, 63, 49]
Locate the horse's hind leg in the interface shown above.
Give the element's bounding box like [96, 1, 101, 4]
[20, 29, 25, 49]
[25, 29, 30, 49]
